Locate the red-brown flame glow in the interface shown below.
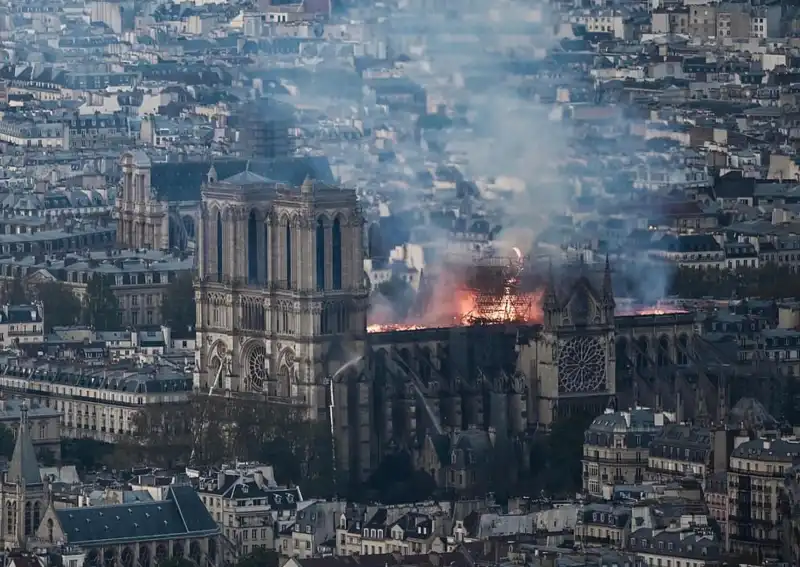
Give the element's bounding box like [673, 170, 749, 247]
[367, 251, 545, 333]
[615, 301, 688, 316]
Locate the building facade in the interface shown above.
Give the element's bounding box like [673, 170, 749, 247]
[0, 360, 192, 443]
[117, 151, 169, 251]
[582, 408, 673, 497]
[727, 437, 800, 560]
[36, 485, 221, 567]
[195, 170, 368, 420]
[0, 401, 49, 550]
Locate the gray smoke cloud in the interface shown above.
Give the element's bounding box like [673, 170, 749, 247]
[382, 0, 572, 255]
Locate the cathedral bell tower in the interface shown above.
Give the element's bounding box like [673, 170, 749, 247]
[195, 167, 369, 420]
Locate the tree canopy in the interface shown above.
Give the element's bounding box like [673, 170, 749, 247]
[668, 264, 800, 299]
[234, 547, 280, 567]
[84, 274, 121, 331]
[31, 280, 82, 332]
[0, 276, 27, 305]
[0, 424, 14, 459]
[129, 395, 339, 498]
[161, 272, 196, 336]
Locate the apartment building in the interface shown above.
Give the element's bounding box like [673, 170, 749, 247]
[0, 358, 192, 443]
[628, 527, 722, 567]
[2, 249, 192, 327]
[277, 501, 346, 559]
[0, 119, 64, 148]
[727, 437, 800, 560]
[575, 503, 631, 548]
[197, 465, 302, 561]
[335, 508, 439, 556]
[647, 424, 712, 485]
[0, 303, 45, 349]
[583, 408, 675, 497]
[0, 224, 114, 256]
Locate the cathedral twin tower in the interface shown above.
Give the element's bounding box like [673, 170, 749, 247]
[195, 168, 369, 418]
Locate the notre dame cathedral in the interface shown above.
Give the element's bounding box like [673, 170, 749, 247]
[195, 166, 721, 487]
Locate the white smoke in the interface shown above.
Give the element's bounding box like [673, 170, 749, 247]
[388, 0, 572, 254]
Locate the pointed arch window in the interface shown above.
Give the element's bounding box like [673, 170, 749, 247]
[33, 501, 41, 533]
[216, 210, 223, 281]
[264, 222, 271, 282]
[332, 217, 342, 290]
[247, 210, 258, 284]
[316, 217, 326, 291]
[285, 221, 292, 289]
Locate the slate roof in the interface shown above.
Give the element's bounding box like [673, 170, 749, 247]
[6, 405, 42, 487]
[1, 362, 192, 395]
[731, 438, 800, 462]
[200, 471, 302, 509]
[221, 169, 272, 185]
[0, 305, 42, 325]
[151, 156, 334, 201]
[56, 485, 218, 546]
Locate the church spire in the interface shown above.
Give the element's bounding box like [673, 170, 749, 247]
[601, 254, 615, 310]
[543, 258, 558, 310]
[7, 400, 42, 487]
[543, 259, 559, 331]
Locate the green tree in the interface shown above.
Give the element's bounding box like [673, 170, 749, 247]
[1, 276, 28, 305]
[84, 274, 121, 331]
[32, 280, 82, 332]
[542, 412, 595, 496]
[235, 548, 279, 567]
[0, 423, 14, 458]
[156, 559, 195, 567]
[161, 272, 196, 334]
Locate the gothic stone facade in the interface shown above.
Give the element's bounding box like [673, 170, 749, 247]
[194, 170, 369, 422]
[116, 151, 199, 251]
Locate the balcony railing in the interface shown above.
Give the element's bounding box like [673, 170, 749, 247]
[196, 274, 368, 295]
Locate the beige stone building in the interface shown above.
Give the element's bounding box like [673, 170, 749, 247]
[17, 249, 193, 327]
[334, 509, 440, 557]
[727, 437, 800, 560]
[198, 466, 302, 561]
[0, 359, 192, 443]
[582, 408, 674, 496]
[276, 501, 345, 559]
[117, 151, 169, 250]
[195, 170, 368, 414]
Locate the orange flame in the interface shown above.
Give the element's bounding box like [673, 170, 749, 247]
[367, 258, 545, 333]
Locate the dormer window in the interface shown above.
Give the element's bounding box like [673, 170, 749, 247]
[363, 529, 368, 538]
[451, 451, 457, 465]
[371, 529, 376, 539]
[377, 530, 383, 539]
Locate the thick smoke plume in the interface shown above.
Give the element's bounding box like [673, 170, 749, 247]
[390, 0, 571, 254]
